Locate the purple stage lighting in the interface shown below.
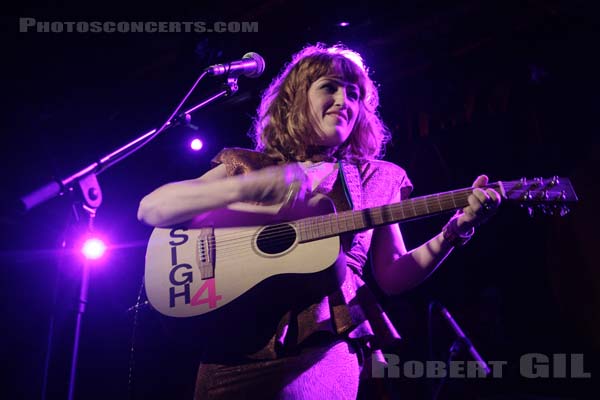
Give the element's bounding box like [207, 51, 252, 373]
[81, 238, 107, 260]
[190, 138, 203, 151]
[338, 21, 350, 27]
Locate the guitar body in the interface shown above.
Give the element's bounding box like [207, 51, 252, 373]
[144, 195, 347, 353]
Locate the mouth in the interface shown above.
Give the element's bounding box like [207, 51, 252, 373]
[325, 112, 347, 121]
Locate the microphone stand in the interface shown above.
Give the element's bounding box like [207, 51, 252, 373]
[429, 301, 490, 400]
[20, 77, 239, 213]
[23, 72, 241, 400]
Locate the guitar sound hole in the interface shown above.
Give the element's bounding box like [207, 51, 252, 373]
[256, 224, 297, 255]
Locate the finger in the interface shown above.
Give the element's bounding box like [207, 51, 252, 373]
[472, 188, 490, 204]
[468, 193, 484, 215]
[461, 194, 479, 219]
[472, 174, 489, 188]
[486, 189, 501, 206]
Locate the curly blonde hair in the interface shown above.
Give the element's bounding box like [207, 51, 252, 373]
[251, 43, 390, 162]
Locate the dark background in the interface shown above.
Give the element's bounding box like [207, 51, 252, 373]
[1, 1, 598, 399]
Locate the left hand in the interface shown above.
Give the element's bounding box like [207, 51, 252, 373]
[455, 175, 501, 234]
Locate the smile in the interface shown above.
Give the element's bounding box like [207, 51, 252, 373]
[325, 112, 347, 121]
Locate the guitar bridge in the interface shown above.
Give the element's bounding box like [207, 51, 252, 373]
[196, 227, 216, 280]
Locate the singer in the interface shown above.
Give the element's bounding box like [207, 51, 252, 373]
[137, 43, 501, 399]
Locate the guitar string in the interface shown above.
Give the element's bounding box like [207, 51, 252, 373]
[193, 190, 484, 257]
[204, 179, 560, 259]
[170, 182, 566, 265]
[204, 181, 519, 244]
[207, 182, 566, 261]
[192, 193, 475, 261]
[157, 182, 566, 270]
[190, 190, 474, 248]
[170, 178, 550, 252]
[207, 187, 478, 244]
[195, 180, 537, 251]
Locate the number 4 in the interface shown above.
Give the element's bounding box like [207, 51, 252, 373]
[191, 279, 222, 309]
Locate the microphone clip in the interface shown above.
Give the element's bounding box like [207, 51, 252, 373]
[224, 76, 239, 95]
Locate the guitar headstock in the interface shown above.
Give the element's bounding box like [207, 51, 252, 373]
[499, 176, 578, 217]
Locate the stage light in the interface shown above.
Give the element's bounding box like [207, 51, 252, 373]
[338, 21, 350, 27]
[81, 238, 107, 260]
[190, 138, 204, 151]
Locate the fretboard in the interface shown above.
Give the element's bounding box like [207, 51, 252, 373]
[295, 183, 503, 243]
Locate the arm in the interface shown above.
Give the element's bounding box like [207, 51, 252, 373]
[137, 163, 311, 227]
[371, 175, 500, 296]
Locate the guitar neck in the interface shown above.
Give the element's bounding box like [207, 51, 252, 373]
[295, 182, 504, 242]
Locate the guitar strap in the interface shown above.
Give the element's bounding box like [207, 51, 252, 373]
[338, 161, 361, 211]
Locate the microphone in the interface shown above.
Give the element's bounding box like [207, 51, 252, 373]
[432, 302, 491, 375]
[205, 52, 265, 78]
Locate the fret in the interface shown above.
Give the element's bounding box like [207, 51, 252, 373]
[354, 211, 364, 231]
[398, 203, 405, 220]
[297, 220, 305, 241]
[370, 208, 379, 226]
[302, 220, 310, 242]
[341, 212, 349, 233]
[381, 204, 392, 224]
[434, 194, 442, 212]
[297, 220, 310, 240]
[302, 218, 309, 241]
[303, 219, 312, 241]
[336, 214, 343, 234]
[296, 220, 304, 241]
[423, 197, 430, 214]
[317, 215, 323, 238]
[376, 207, 385, 225]
[329, 215, 335, 236]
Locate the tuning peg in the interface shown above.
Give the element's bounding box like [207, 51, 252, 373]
[522, 191, 533, 201]
[560, 206, 570, 217]
[527, 206, 535, 217]
[534, 177, 544, 187]
[551, 176, 560, 186]
[541, 190, 550, 201]
[560, 190, 568, 201]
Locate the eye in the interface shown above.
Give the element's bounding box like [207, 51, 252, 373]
[320, 83, 337, 93]
[347, 89, 360, 101]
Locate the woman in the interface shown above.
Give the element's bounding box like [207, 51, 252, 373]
[138, 43, 500, 399]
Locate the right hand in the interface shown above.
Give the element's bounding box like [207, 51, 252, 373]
[239, 164, 311, 206]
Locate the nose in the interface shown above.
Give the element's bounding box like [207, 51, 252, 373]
[333, 87, 348, 108]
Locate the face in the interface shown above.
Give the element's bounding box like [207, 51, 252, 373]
[307, 76, 360, 147]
